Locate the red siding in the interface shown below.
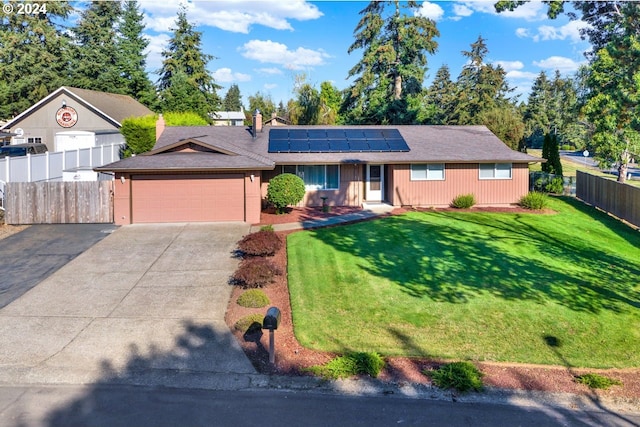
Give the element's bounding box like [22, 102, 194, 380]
[390, 163, 530, 207]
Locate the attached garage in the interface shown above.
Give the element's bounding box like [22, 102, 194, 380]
[131, 174, 245, 223]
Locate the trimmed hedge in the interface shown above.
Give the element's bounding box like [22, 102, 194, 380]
[231, 258, 282, 288]
[451, 194, 476, 209]
[267, 173, 305, 214]
[237, 230, 282, 257]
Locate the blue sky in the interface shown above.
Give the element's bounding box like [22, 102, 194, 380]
[134, 1, 591, 107]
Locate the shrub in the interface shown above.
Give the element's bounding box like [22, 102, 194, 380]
[546, 177, 564, 194]
[120, 114, 157, 157]
[260, 224, 275, 232]
[231, 258, 282, 288]
[234, 313, 263, 333]
[267, 173, 306, 214]
[519, 191, 549, 210]
[164, 111, 209, 126]
[236, 289, 270, 308]
[307, 352, 385, 380]
[451, 194, 476, 209]
[237, 230, 282, 257]
[426, 361, 484, 393]
[575, 373, 622, 390]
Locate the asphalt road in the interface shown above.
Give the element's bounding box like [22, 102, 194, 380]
[3, 385, 639, 427]
[0, 224, 117, 308]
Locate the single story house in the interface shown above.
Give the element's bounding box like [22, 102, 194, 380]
[211, 109, 246, 126]
[0, 86, 153, 152]
[96, 112, 542, 225]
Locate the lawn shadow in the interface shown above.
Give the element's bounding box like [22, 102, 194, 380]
[304, 198, 640, 314]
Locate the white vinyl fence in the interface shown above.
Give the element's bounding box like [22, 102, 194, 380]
[0, 143, 121, 183]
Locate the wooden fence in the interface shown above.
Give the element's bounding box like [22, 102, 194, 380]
[576, 171, 640, 228]
[5, 181, 113, 224]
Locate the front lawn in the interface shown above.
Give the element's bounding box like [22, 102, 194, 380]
[287, 197, 640, 368]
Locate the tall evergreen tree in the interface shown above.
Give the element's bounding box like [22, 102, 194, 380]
[222, 84, 243, 111]
[342, 0, 439, 124]
[117, 0, 156, 108]
[71, 1, 123, 93]
[452, 36, 514, 125]
[157, 5, 220, 120]
[0, 1, 73, 119]
[425, 64, 457, 124]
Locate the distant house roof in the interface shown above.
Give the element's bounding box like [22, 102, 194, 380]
[97, 124, 541, 173]
[264, 115, 290, 126]
[1, 86, 154, 130]
[212, 111, 246, 121]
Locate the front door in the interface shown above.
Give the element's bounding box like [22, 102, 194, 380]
[366, 164, 383, 202]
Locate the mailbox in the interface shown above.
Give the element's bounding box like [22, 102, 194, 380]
[263, 307, 281, 330]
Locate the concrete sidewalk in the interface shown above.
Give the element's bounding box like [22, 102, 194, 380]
[0, 222, 257, 389]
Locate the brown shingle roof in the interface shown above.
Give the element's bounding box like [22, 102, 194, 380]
[97, 124, 541, 173]
[63, 87, 153, 124]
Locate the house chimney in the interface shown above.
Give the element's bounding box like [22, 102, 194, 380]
[252, 109, 262, 138]
[156, 114, 165, 141]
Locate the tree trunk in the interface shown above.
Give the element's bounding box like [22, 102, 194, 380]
[394, 73, 402, 100]
[617, 162, 628, 183]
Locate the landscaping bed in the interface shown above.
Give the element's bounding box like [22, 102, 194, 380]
[227, 200, 640, 401]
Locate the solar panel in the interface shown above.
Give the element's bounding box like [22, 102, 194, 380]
[386, 138, 410, 151]
[269, 128, 289, 139]
[368, 139, 389, 151]
[289, 129, 307, 139]
[309, 140, 330, 152]
[328, 139, 350, 151]
[364, 129, 384, 139]
[289, 139, 310, 152]
[349, 140, 369, 151]
[326, 129, 345, 138]
[268, 128, 410, 153]
[268, 139, 289, 152]
[307, 129, 327, 139]
[345, 129, 365, 139]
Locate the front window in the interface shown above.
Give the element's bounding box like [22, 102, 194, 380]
[281, 165, 339, 190]
[411, 163, 445, 181]
[479, 163, 512, 179]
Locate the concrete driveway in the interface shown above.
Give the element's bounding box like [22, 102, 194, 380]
[0, 223, 258, 389]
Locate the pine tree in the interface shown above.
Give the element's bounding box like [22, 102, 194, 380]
[157, 5, 221, 120]
[548, 134, 563, 176]
[71, 1, 123, 93]
[425, 64, 457, 124]
[541, 133, 551, 173]
[222, 84, 243, 111]
[342, 0, 439, 124]
[0, 1, 73, 119]
[452, 36, 514, 125]
[117, 0, 156, 108]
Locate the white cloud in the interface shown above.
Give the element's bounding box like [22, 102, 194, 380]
[212, 68, 251, 83]
[144, 33, 170, 72]
[416, 1, 444, 21]
[240, 40, 330, 70]
[452, 1, 546, 21]
[452, 3, 473, 18]
[506, 70, 539, 80]
[141, 1, 322, 34]
[264, 83, 278, 90]
[533, 56, 585, 73]
[493, 60, 524, 72]
[516, 20, 590, 43]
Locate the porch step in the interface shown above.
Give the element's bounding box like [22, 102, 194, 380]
[362, 202, 395, 214]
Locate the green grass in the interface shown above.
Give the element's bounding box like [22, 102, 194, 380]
[287, 197, 640, 368]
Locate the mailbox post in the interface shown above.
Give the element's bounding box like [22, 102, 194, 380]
[263, 307, 281, 364]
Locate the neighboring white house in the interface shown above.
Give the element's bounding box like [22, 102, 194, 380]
[211, 108, 246, 126]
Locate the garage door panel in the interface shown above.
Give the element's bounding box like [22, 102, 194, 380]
[132, 174, 244, 223]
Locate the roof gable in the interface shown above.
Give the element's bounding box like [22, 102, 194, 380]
[1, 86, 153, 130]
[144, 138, 239, 156]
